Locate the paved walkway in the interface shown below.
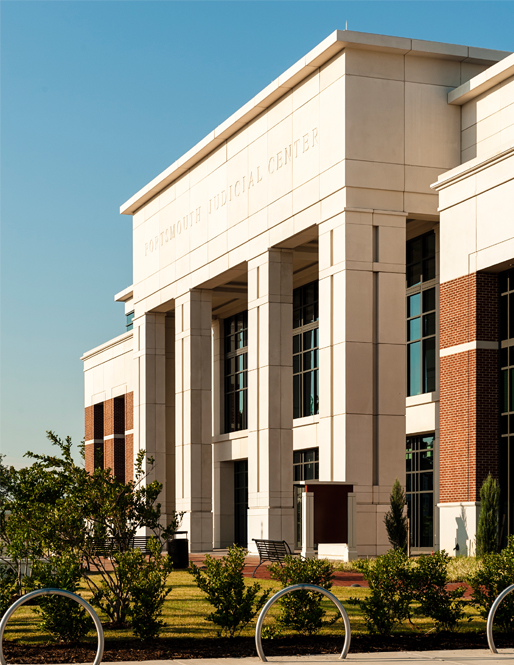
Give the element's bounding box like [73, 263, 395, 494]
[95, 649, 514, 665]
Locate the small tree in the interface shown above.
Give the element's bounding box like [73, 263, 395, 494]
[384, 479, 408, 552]
[0, 433, 181, 633]
[268, 556, 336, 636]
[476, 473, 500, 557]
[189, 545, 270, 637]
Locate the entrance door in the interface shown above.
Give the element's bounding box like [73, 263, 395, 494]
[234, 460, 248, 547]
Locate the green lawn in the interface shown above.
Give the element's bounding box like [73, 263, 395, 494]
[2, 569, 488, 646]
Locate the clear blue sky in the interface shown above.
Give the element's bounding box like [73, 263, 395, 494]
[2, 0, 514, 468]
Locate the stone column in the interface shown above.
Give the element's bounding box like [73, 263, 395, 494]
[318, 210, 406, 556]
[133, 312, 167, 524]
[247, 249, 294, 550]
[175, 289, 213, 551]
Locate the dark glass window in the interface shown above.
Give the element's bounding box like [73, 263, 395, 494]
[499, 270, 514, 545]
[293, 281, 319, 418]
[126, 311, 135, 331]
[224, 312, 248, 433]
[234, 460, 248, 547]
[293, 448, 319, 482]
[406, 434, 434, 548]
[406, 232, 437, 396]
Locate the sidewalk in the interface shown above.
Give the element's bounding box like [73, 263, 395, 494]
[93, 649, 514, 665]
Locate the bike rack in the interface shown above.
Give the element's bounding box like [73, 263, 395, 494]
[486, 582, 514, 654]
[0, 588, 104, 665]
[255, 583, 351, 662]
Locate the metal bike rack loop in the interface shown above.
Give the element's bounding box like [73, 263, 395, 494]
[255, 583, 351, 662]
[0, 588, 104, 665]
[486, 583, 514, 654]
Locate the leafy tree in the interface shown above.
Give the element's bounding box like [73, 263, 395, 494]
[0, 432, 182, 632]
[189, 545, 270, 637]
[476, 473, 500, 557]
[384, 479, 408, 552]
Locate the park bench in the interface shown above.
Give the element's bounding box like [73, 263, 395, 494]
[91, 536, 156, 556]
[252, 538, 299, 577]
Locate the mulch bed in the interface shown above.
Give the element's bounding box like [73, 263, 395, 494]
[3, 632, 514, 662]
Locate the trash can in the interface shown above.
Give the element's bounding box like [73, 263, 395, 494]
[167, 531, 189, 569]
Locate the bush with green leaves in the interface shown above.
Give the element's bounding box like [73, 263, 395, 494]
[411, 551, 466, 632]
[467, 535, 514, 632]
[0, 567, 17, 619]
[351, 549, 414, 635]
[128, 537, 174, 640]
[0, 433, 182, 635]
[28, 552, 94, 643]
[268, 555, 336, 636]
[189, 545, 270, 637]
[384, 479, 408, 553]
[476, 474, 500, 557]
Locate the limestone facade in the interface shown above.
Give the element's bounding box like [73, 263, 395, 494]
[82, 31, 513, 556]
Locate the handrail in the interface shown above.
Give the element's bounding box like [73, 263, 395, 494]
[486, 582, 514, 654]
[0, 588, 104, 665]
[254, 583, 351, 662]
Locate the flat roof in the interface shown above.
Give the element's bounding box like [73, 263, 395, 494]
[121, 29, 510, 216]
[448, 52, 514, 105]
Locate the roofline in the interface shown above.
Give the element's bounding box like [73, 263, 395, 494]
[114, 285, 134, 302]
[120, 29, 510, 216]
[448, 52, 514, 105]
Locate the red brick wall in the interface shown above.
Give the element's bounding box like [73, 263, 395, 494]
[85, 406, 94, 442]
[440, 272, 498, 504]
[441, 273, 498, 349]
[125, 392, 133, 431]
[125, 433, 134, 483]
[84, 391, 133, 483]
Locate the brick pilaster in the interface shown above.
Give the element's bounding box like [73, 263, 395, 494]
[440, 272, 498, 503]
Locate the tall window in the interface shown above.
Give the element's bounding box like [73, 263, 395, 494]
[224, 312, 248, 432]
[406, 434, 434, 548]
[499, 269, 514, 544]
[406, 232, 436, 396]
[293, 281, 319, 418]
[126, 311, 135, 331]
[293, 448, 319, 549]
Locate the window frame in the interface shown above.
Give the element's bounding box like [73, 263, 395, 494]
[406, 433, 435, 549]
[406, 231, 437, 397]
[293, 281, 319, 419]
[223, 311, 248, 433]
[293, 447, 320, 482]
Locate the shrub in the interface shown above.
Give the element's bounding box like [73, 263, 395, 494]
[129, 537, 174, 640]
[412, 551, 466, 631]
[28, 552, 93, 643]
[189, 545, 270, 637]
[0, 567, 17, 619]
[351, 549, 413, 635]
[268, 556, 336, 636]
[476, 474, 500, 557]
[384, 479, 408, 553]
[467, 535, 514, 632]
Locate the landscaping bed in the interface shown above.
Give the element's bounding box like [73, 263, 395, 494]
[3, 631, 514, 663]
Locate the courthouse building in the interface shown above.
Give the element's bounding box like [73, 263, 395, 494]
[82, 30, 514, 557]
